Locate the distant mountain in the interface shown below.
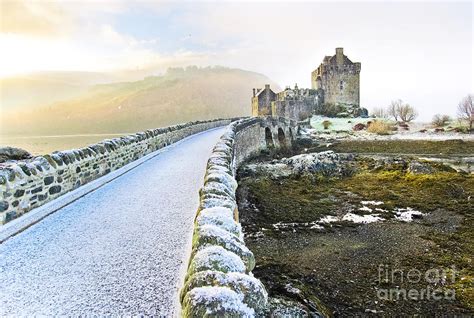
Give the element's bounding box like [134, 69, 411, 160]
[0, 71, 117, 111]
[1, 66, 280, 136]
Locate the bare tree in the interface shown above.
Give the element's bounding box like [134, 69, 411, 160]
[457, 94, 474, 131]
[387, 99, 403, 121]
[372, 107, 388, 119]
[398, 104, 418, 122]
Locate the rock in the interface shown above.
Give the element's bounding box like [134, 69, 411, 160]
[434, 128, 445, 133]
[182, 286, 255, 318]
[200, 193, 237, 211]
[408, 161, 434, 174]
[192, 225, 255, 272]
[48, 185, 62, 195]
[281, 151, 342, 175]
[31, 186, 42, 194]
[44, 176, 55, 185]
[14, 189, 25, 198]
[0, 201, 9, 212]
[182, 271, 268, 311]
[0, 147, 32, 163]
[353, 123, 366, 131]
[419, 129, 427, 133]
[360, 107, 369, 118]
[266, 297, 320, 318]
[188, 246, 246, 275]
[196, 207, 242, 237]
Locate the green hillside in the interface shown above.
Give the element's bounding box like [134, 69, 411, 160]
[1, 66, 280, 136]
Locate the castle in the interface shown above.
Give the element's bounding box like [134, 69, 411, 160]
[252, 48, 363, 120]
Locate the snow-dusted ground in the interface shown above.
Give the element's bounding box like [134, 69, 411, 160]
[0, 127, 227, 316]
[309, 116, 474, 141]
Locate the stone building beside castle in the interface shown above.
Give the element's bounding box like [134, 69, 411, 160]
[252, 48, 363, 120]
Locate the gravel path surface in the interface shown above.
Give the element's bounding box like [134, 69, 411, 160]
[0, 127, 226, 316]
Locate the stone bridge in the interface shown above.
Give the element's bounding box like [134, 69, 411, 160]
[0, 116, 297, 316]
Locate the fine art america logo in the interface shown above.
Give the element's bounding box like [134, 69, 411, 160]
[376, 264, 457, 301]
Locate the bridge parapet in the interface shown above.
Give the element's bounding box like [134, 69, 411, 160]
[181, 116, 296, 316]
[0, 119, 233, 227]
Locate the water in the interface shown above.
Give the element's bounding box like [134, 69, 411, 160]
[0, 134, 129, 155]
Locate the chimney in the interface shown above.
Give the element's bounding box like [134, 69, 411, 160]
[336, 47, 344, 65]
[253, 88, 256, 97]
[265, 84, 270, 90]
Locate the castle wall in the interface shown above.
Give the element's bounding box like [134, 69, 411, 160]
[0, 119, 232, 226]
[272, 99, 313, 121]
[322, 64, 360, 107]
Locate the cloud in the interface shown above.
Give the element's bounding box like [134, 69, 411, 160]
[0, 0, 74, 37]
[0, 1, 471, 121]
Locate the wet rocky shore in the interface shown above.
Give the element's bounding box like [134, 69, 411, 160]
[237, 139, 474, 316]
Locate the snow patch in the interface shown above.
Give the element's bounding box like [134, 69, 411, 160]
[358, 206, 373, 212]
[191, 246, 246, 274]
[394, 207, 424, 222]
[361, 200, 384, 206]
[185, 286, 255, 317]
[318, 215, 338, 224]
[342, 213, 383, 224]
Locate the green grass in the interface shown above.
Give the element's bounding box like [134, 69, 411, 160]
[315, 139, 474, 155]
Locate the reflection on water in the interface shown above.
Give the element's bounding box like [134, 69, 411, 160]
[0, 133, 129, 155]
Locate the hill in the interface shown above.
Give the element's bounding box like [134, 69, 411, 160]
[1, 66, 280, 136]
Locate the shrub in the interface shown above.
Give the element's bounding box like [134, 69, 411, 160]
[367, 120, 392, 135]
[353, 123, 366, 131]
[432, 114, 451, 127]
[322, 120, 332, 130]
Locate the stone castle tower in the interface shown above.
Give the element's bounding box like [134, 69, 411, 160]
[311, 48, 361, 109]
[252, 48, 363, 120]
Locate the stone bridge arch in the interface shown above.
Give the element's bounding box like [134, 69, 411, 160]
[265, 127, 274, 148]
[277, 127, 287, 148]
[258, 117, 296, 151]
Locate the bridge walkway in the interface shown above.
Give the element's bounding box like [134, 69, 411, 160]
[0, 127, 227, 316]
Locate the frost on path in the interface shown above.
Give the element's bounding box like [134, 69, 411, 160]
[0, 127, 227, 316]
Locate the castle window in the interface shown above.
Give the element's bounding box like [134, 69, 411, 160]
[340, 80, 344, 90]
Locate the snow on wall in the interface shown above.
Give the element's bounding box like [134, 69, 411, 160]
[181, 117, 296, 317]
[0, 119, 232, 225]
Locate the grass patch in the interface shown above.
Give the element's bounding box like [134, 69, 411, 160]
[367, 120, 393, 135]
[320, 139, 474, 155]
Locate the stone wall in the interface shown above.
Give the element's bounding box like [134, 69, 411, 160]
[180, 117, 296, 317]
[0, 119, 231, 225]
[322, 66, 360, 108]
[272, 99, 314, 121]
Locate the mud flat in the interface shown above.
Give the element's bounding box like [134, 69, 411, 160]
[237, 144, 473, 316]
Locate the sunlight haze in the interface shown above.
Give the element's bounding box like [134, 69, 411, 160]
[1, 0, 473, 120]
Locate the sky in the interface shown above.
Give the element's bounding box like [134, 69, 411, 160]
[0, 0, 473, 120]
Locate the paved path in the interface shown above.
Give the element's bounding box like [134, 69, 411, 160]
[0, 127, 226, 316]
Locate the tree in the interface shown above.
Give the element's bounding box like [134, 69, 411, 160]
[387, 99, 403, 121]
[432, 114, 451, 127]
[372, 107, 388, 119]
[387, 99, 417, 122]
[398, 104, 418, 122]
[457, 94, 474, 131]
